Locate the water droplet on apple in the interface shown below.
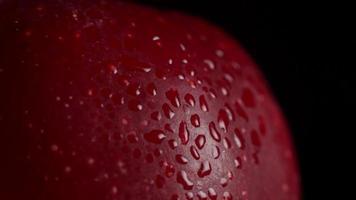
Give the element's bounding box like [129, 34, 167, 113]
[179, 121, 190, 145]
[195, 135, 206, 149]
[209, 122, 221, 142]
[190, 114, 200, 127]
[177, 170, 194, 190]
[197, 161, 211, 177]
[144, 129, 166, 144]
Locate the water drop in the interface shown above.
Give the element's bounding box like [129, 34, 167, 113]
[199, 95, 209, 112]
[197, 191, 208, 200]
[212, 146, 220, 159]
[162, 103, 175, 119]
[222, 137, 231, 149]
[128, 100, 143, 111]
[234, 157, 241, 169]
[166, 89, 181, 107]
[176, 154, 189, 164]
[147, 82, 157, 96]
[151, 111, 162, 121]
[177, 170, 194, 190]
[190, 114, 200, 127]
[224, 73, 234, 83]
[179, 121, 190, 145]
[208, 188, 217, 200]
[227, 171, 233, 179]
[221, 87, 229, 96]
[197, 161, 212, 177]
[203, 59, 215, 70]
[209, 122, 221, 142]
[222, 192, 232, 200]
[144, 129, 166, 144]
[168, 139, 178, 149]
[233, 128, 245, 149]
[195, 135, 206, 149]
[127, 83, 141, 96]
[186, 192, 194, 200]
[190, 146, 200, 160]
[184, 93, 195, 106]
[224, 104, 235, 121]
[218, 109, 229, 132]
[220, 177, 228, 187]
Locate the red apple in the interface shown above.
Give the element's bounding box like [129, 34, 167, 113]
[0, 0, 299, 199]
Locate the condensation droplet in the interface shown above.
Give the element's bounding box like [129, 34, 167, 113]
[220, 177, 228, 187]
[179, 121, 190, 145]
[162, 103, 175, 119]
[234, 157, 242, 169]
[218, 109, 229, 132]
[209, 122, 221, 142]
[208, 188, 217, 200]
[168, 139, 178, 149]
[197, 161, 212, 177]
[212, 146, 220, 159]
[144, 130, 166, 144]
[151, 111, 162, 121]
[177, 170, 194, 190]
[166, 89, 181, 107]
[197, 191, 208, 200]
[233, 128, 245, 149]
[128, 100, 143, 111]
[147, 82, 157, 96]
[224, 104, 235, 121]
[176, 154, 189, 164]
[195, 135, 206, 149]
[222, 137, 231, 149]
[199, 95, 209, 112]
[190, 114, 200, 127]
[190, 146, 200, 160]
[184, 93, 195, 106]
[186, 192, 194, 200]
[222, 191, 232, 200]
[221, 87, 229, 96]
[204, 59, 215, 70]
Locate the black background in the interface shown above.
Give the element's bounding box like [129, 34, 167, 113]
[140, 0, 355, 199]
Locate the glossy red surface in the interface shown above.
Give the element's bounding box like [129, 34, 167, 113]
[0, 1, 299, 199]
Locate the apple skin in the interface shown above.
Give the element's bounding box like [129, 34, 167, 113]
[0, 0, 299, 200]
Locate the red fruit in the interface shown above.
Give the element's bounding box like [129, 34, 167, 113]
[0, 1, 299, 199]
